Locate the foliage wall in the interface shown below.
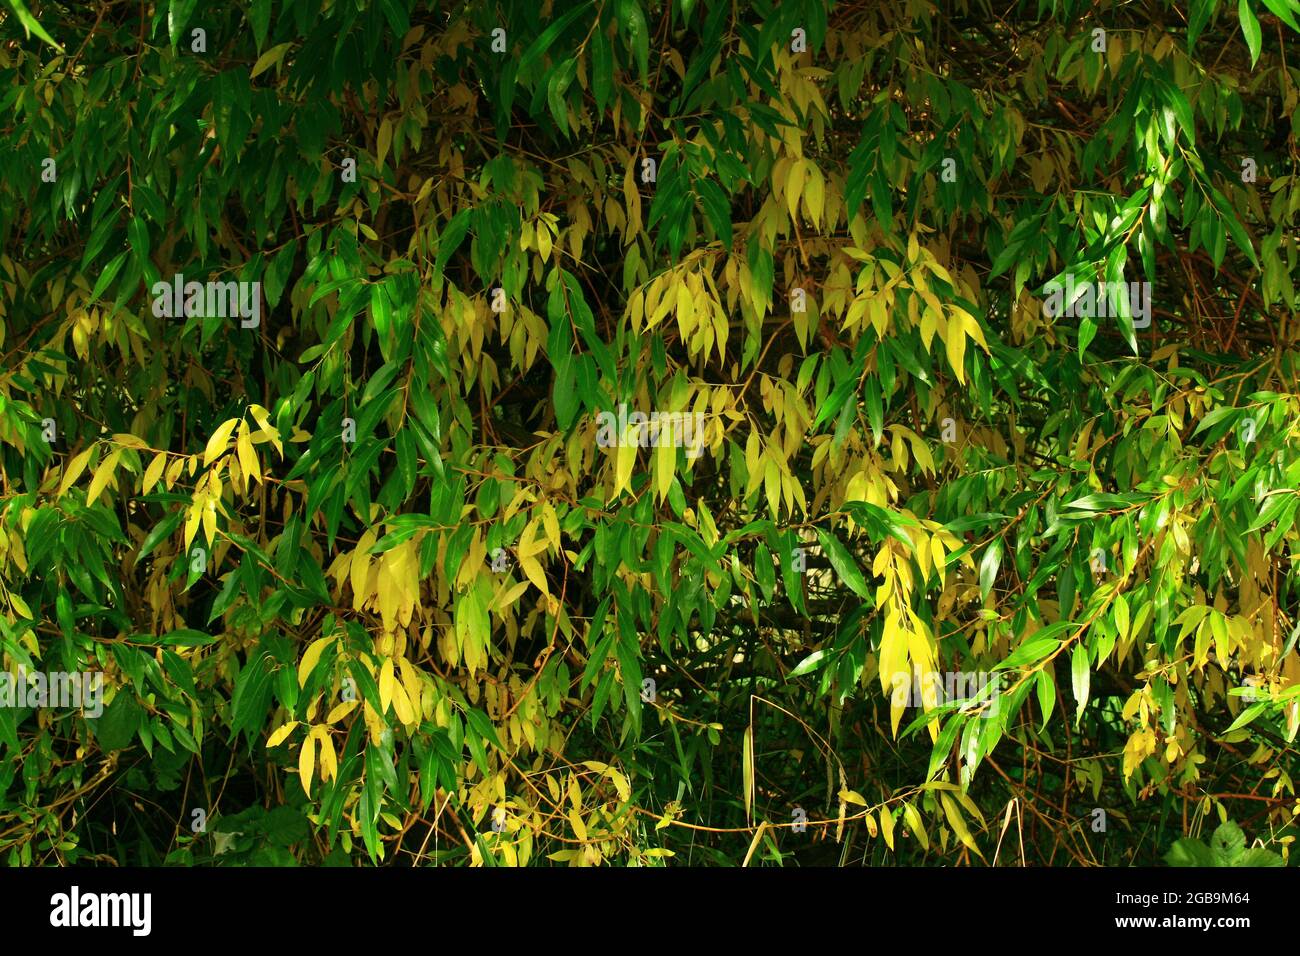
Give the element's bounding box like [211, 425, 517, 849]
[1, 0, 1299, 866]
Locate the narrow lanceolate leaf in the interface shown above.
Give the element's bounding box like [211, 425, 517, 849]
[1072, 643, 1091, 727]
[742, 726, 755, 823]
[86, 450, 121, 505]
[298, 733, 316, 797]
[1239, 0, 1262, 66]
[815, 529, 871, 597]
[297, 636, 334, 688]
[59, 448, 93, 496]
[203, 418, 240, 467]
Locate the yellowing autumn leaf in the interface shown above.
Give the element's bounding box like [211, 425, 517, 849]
[59, 447, 93, 497]
[142, 452, 167, 492]
[183, 498, 203, 550]
[315, 727, 338, 782]
[236, 420, 261, 484]
[248, 404, 282, 456]
[267, 721, 299, 748]
[298, 635, 334, 687]
[9, 591, 32, 618]
[612, 437, 636, 498]
[945, 310, 967, 383]
[786, 157, 806, 221]
[326, 699, 358, 724]
[378, 657, 395, 714]
[519, 552, 549, 597]
[298, 733, 316, 797]
[203, 418, 240, 467]
[803, 161, 825, 228]
[86, 450, 120, 505]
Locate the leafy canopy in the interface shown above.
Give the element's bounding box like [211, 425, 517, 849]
[0, 0, 1299, 866]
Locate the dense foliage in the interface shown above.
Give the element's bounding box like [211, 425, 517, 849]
[1, 0, 1299, 867]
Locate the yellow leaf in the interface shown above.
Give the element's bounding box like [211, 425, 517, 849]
[519, 552, 549, 597]
[165, 456, 186, 490]
[236, 422, 261, 485]
[945, 310, 967, 384]
[606, 769, 631, 802]
[940, 792, 984, 858]
[655, 434, 674, 500]
[518, 517, 549, 559]
[350, 529, 376, 611]
[183, 499, 202, 551]
[112, 433, 148, 450]
[803, 161, 825, 228]
[931, 536, 946, 586]
[326, 699, 358, 724]
[298, 734, 316, 797]
[248, 404, 282, 456]
[742, 727, 755, 822]
[9, 592, 32, 618]
[59, 448, 93, 497]
[267, 721, 299, 748]
[492, 578, 531, 612]
[568, 808, 588, 842]
[954, 306, 989, 351]
[903, 802, 929, 849]
[786, 158, 806, 221]
[86, 450, 120, 505]
[878, 608, 909, 697]
[390, 679, 414, 725]
[612, 438, 636, 499]
[881, 805, 896, 849]
[377, 117, 393, 169]
[398, 657, 423, 713]
[297, 635, 334, 688]
[202, 497, 217, 545]
[316, 728, 338, 782]
[374, 656, 396, 711]
[250, 41, 291, 78]
[203, 418, 240, 467]
[142, 452, 167, 492]
[541, 503, 561, 550]
[536, 219, 553, 262]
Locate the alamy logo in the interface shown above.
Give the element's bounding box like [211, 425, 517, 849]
[0, 668, 102, 717]
[150, 274, 261, 327]
[595, 404, 707, 459]
[1042, 276, 1151, 328]
[50, 886, 151, 936]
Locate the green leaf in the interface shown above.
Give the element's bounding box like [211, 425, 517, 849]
[519, 2, 593, 76]
[617, 0, 649, 82]
[789, 649, 830, 678]
[1188, 0, 1217, 50]
[6, 0, 64, 50]
[168, 0, 199, 49]
[978, 538, 1002, 602]
[815, 529, 871, 598]
[94, 693, 142, 751]
[1035, 669, 1056, 732]
[1071, 642, 1090, 727]
[997, 637, 1061, 670]
[1261, 0, 1300, 30]
[90, 251, 129, 304]
[592, 24, 614, 114]
[1225, 700, 1268, 732]
[1239, 0, 1262, 66]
